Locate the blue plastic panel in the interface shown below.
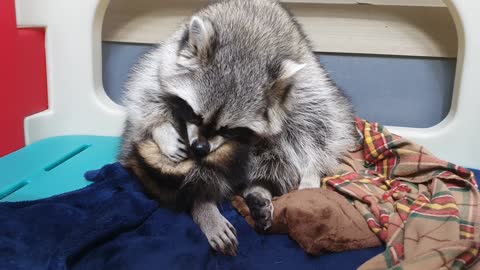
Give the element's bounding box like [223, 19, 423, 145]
[102, 42, 152, 105]
[319, 54, 455, 128]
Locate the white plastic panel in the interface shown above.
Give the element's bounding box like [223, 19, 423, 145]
[15, 0, 480, 168]
[15, 0, 125, 144]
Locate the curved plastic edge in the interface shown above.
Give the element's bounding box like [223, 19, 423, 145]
[387, 0, 480, 168]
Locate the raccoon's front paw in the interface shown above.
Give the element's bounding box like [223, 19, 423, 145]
[152, 123, 188, 162]
[245, 192, 274, 232]
[204, 216, 238, 256]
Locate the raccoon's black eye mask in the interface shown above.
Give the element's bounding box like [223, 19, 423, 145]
[163, 94, 258, 144]
[163, 94, 202, 125]
[218, 126, 257, 144]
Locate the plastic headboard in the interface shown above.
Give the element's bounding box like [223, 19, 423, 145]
[15, 0, 480, 168]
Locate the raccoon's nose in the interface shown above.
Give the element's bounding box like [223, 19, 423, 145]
[191, 139, 210, 157]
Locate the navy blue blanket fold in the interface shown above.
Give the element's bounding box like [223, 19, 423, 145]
[0, 162, 391, 270]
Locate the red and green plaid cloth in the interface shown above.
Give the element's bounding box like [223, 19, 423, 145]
[322, 118, 480, 269]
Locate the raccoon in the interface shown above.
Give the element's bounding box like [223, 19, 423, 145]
[120, 0, 356, 256]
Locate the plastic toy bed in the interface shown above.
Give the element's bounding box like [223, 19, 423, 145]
[1, 0, 479, 269]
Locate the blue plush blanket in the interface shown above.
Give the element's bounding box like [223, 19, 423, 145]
[0, 162, 407, 270]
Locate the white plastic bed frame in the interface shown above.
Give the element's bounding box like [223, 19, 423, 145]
[14, 0, 480, 169]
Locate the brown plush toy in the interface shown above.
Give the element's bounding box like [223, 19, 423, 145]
[232, 188, 382, 255]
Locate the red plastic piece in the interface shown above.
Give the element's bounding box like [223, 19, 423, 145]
[0, 0, 48, 157]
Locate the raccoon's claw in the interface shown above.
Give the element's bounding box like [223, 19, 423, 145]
[205, 217, 239, 256]
[192, 202, 238, 256]
[245, 192, 274, 232]
[168, 142, 188, 162]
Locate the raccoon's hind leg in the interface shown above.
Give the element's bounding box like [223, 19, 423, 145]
[245, 146, 300, 231]
[191, 200, 238, 256]
[243, 186, 274, 231]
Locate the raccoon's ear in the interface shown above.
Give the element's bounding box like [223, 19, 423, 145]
[177, 16, 216, 68]
[188, 16, 215, 53]
[264, 60, 305, 134]
[279, 60, 305, 81]
[266, 60, 305, 105]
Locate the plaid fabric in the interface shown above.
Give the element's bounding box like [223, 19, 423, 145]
[322, 118, 480, 269]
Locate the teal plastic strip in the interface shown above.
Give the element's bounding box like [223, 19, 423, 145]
[44, 144, 92, 171]
[0, 136, 120, 202]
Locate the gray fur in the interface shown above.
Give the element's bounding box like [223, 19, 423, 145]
[120, 0, 356, 255]
[191, 201, 238, 256]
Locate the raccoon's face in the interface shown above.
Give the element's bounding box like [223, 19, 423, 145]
[162, 93, 256, 159]
[161, 15, 305, 158]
